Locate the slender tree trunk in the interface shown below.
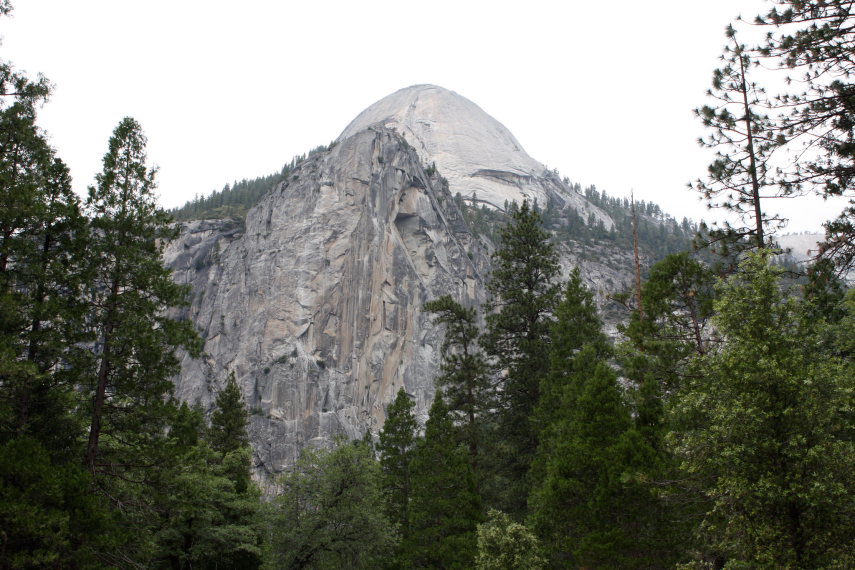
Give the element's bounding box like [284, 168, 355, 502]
[18, 232, 55, 433]
[735, 40, 766, 249]
[86, 276, 120, 472]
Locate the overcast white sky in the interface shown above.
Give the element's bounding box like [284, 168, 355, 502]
[2, 0, 845, 232]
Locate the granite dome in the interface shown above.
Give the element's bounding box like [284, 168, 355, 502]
[340, 85, 601, 220]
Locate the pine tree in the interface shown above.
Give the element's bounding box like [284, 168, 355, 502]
[0, 33, 111, 566]
[692, 24, 782, 254]
[529, 360, 660, 569]
[529, 271, 668, 569]
[376, 388, 418, 542]
[210, 371, 253, 494]
[84, 117, 201, 475]
[210, 372, 250, 454]
[481, 200, 560, 515]
[78, 118, 201, 565]
[0, 97, 89, 452]
[755, 1, 855, 270]
[404, 392, 482, 569]
[619, 253, 717, 404]
[151, 404, 263, 570]
[424, 295, 491, 477]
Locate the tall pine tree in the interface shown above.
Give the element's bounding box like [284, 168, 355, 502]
[529, 271, 667, 569]
[377, 387, 419, 547]
[84, 117, 201, 475]
[424, 295, 491, 479]
[481, 200, 560, 516]
[404, 392, 482, 569]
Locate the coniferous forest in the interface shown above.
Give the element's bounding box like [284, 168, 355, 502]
[5, 1, 855, 569]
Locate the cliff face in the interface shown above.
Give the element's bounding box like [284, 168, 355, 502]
[339, 85, 612, 228]
[164, 127, 489, 477]
[165, 85, 630, 479]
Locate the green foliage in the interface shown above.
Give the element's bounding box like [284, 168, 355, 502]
[482, 200, 560, 516]
[457, 186, 697, 267]
[475, 510, 546, 570]
[529, 272, 670, 569]
[692, 25, 782, 252]
[404, 392, 482, 570]
[151, 405, 263, 570]
[376, 388, 418, 541]
[0, 96, 89, 456]
[0, 437, 113, 569]
[620, 253, 717, 402]
[211, 372, 250, 453]
[530, 361, 665, 569]
[755, 1, 855, 271]
[671, 253, 855, 568]
[554, 184, 696, 260]
[424, 295, 491, 476]
[83, 117, 202, 476]
[210, 371, 253, 493]
[269, 439, 395, 569]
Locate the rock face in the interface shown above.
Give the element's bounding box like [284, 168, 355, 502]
[165, 127, 489, 479]
[340, 85, 611, 228]
[165, 85, 621, 480]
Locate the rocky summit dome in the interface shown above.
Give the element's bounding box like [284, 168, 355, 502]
[339, 85, 553, 212]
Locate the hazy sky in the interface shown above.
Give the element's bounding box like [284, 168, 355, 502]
[2, 0, 845, 232]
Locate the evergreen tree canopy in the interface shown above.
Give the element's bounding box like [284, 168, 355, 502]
[482, 200, 560, 516]
[671, 252, 855, 569]
[692, 24, 782, 254]
[376, 387, 418, 543]
[756, 1, 855, 270]
[404, 392, 482, 570]
[210, 371, 250, 455]
[270, 438, 395, 570]
[424, 295, 491, 476]
[84, 117, 201, 476]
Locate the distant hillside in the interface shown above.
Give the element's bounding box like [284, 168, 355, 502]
[455, 181, 695, 264]
[170, 144, 333, 222]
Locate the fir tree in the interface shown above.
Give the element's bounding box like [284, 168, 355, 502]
[210, 371, 252, 493]
[84, 117, 201, 475]
[0, 31, 111, 566]
[404, 392, 482, 569]
[81, 117, 202, 564]
[151, 404, 263, 570]
[424, 295, 491, 477]
[210, 372, 250, 454]
[481, 200, 560, 516]
[376, 388, 418, 543]
[529, 361, 660, 569]
[529, 271, 667, 568]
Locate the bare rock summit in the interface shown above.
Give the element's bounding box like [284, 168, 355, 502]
[340, 85, 611, 227]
